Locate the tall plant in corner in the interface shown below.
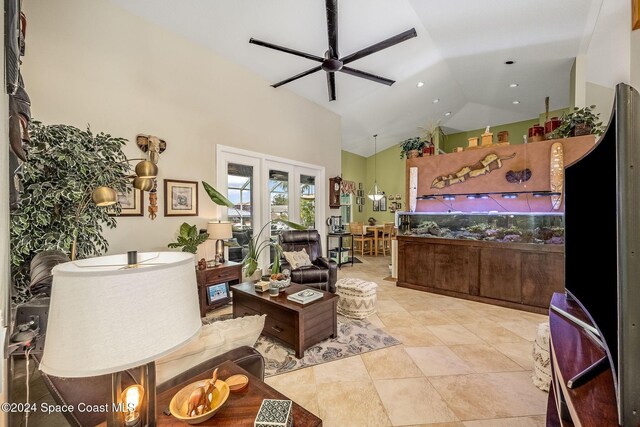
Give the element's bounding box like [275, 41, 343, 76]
[10, 121, 130, 302]
[202, 181, 305, 277]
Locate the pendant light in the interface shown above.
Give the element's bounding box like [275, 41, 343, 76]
[368, 134, 384, 201]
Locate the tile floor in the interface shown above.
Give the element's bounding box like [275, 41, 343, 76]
[264, 254, 549, 427]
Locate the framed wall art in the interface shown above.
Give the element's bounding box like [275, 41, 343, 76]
[109, 189, 143, 217]
[372, 199, 380, 211]
[379, 196, 387, 211]
[164, 179, 198, 216]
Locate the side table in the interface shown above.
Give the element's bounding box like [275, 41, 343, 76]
[156, 360, 322, 426]
[195, 261, 242, 317]
[326, 233, 354, 268]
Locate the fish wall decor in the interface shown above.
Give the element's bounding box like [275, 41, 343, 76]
[431, 152, 516, 189]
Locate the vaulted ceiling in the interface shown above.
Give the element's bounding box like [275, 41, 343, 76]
[109, 0, 603, 156]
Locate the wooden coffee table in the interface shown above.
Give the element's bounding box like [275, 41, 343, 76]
[156, 360, 322, 426]
[232, 283, 338, 358]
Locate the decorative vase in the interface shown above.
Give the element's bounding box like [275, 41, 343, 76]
[407, 149, 420, 159]
[242, 267, 262, 282]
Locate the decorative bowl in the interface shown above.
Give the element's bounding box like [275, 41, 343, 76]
[169, 379, 230, 425]
[269, 277, 291, 291]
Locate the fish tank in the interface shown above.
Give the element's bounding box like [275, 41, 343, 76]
[397, 212, 564, 245]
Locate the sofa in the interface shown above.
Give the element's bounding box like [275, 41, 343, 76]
[278, 230, 337, 293]
[35, 346, 264, 427]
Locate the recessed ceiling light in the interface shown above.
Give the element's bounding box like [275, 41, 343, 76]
[432, 98, 439, 103]
[509, 83, 519, 88]
[444, 112, 452, 116]
[416, 81, 424, 88]
[505, 60, 515, 65]
[512, 100, 520, 104]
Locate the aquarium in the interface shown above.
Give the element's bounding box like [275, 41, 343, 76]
[397, 212, 564, 244]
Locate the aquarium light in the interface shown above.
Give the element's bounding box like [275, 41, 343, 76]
[466, 194, 477, 199]
[479, 194, 490, 199]
[502, 193, 518, 199]
[443, 195, 456, 201]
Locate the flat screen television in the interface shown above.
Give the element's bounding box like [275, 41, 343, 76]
[564, 82, 640, 426]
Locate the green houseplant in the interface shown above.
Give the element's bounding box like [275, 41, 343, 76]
[168, 222, 209, 253]
[10, 121, 130, 302]
[550, 105, 604, 139]
[399, 137, 425, 159]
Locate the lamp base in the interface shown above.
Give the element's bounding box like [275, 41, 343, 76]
[107, 362, 156, 427]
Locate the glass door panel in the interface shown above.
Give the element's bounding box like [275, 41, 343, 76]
[269, 169, 290, 238]
[300, 174, 316, 229]
[227, 163, 253, 230]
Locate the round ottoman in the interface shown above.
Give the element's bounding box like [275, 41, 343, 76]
[335, 278, 377, 319]
[532, 322, 551, 392]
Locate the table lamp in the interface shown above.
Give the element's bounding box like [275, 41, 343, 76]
[39, 252, 202, 426]
[207, 221, 233, 264]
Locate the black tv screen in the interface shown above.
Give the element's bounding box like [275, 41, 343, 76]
[564, 83, 640, 426]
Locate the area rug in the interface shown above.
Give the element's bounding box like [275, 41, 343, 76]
[205, 313, 400, 377]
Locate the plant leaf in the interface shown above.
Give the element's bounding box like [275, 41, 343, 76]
[276, 219, 306, 230]
[202, 181, 235, 208]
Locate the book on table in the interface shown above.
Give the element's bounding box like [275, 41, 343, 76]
[286, 289, 323, 304]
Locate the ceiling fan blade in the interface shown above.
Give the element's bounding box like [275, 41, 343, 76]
[340, 28, 417, 65]
[340, 66, 395, 86]
[272, 65, 323, 88]
[327, 72, 336, 101]
[249, 38, 324, 62]
[326, 0, 338, 58]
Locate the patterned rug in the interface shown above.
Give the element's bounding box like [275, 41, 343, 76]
[206, 313, 400, 377]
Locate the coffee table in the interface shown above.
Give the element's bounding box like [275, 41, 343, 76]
[156, 360, 322, 426]
[232, 283, 338, 358]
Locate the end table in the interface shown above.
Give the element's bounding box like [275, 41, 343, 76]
[196, 261, 242, 317]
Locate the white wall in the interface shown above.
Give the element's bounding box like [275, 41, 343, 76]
[21, 0, 341, 255]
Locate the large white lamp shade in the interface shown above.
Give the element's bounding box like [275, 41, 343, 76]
[40, 252, 201, 378]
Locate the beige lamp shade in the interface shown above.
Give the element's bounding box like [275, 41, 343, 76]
[134, 160, 158, 178]
[40, 252, 201, 378]
[132, 177, 154, 191]
[207, 221, 233, 240]
[91, 186, 117, 206]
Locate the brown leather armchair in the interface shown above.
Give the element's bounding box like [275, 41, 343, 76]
[278, 230, 337, 293]
[34, 346, 264, 427]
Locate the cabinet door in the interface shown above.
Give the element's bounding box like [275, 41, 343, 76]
[398, 240, 434, 287]
[479, 248, 522, 303]
[432, 243, 472, 293]
[521, 252, 564, 308]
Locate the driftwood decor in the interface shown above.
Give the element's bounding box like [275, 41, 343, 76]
[431, 152, 516, 189]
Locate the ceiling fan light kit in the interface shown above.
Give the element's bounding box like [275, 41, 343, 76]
[249, 0, 417, 101]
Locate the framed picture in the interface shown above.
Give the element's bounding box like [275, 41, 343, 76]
[372, 199, 379, 211]
[357, 189, 364, 197]
[379, 196, 387, 211]
[164, 179, 198, 216]
[109, 189, 143, 216]
[388, 195, 395, 201]
[359, 182, 363, 190]
[207, 282, 229, 305]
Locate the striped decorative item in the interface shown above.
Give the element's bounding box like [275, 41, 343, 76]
[335, 278, 377, 319]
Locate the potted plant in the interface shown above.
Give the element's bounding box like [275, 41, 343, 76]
[10, 122, 130, 302]
[550, 105, 604, 139]
[419, 120, 445, 155]
[167, 222, 209, 253]
[399, 137, 425, 159]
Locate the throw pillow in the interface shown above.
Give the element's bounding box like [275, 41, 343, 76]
[155, 314, 265, 385]
[283, 248, 312, 269]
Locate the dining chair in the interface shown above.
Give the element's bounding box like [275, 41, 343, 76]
[380, 223, 394, 256]
[351, 222, 373, 256]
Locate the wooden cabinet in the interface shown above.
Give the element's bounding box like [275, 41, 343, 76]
[397, 236, 564, 314]
[195, 261, 242, 317]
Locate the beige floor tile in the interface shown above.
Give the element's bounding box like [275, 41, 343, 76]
[376, 299, 410, 313]
[449, 344, 523, 373]
[367, 313, 387, 329]
[497, 320, 542, 341]
[460, 321, 528, 344]
[403, 423, 465, 427]
[374, 378, 459, 425]
[384, 325, 445, 346]
[438, 309, 489, 324]
[429, 372, 547, 420]
[377, 311, 422, 328]
[361, 346, 424, 380]
[408, 309, 460, 325]
[316, 380, 392, 427]
[265, 382, 320, 418]
[264, 365, 315, 388]
[405, 346, 474, 377]
[427, 324, 486, 345]
[463, 414, 546, 426]
[492, 341, 535, 370]
[313, 355, 370, 383]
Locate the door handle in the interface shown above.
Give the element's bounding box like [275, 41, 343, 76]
[271, 325, 283, 333]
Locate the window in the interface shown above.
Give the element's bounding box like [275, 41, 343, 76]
[269, 169, 289, 237]
[300, 174, 316, 229]
[227, 163, 253, 229]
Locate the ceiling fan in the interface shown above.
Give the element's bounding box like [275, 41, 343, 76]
[249, 0, 417, 101]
